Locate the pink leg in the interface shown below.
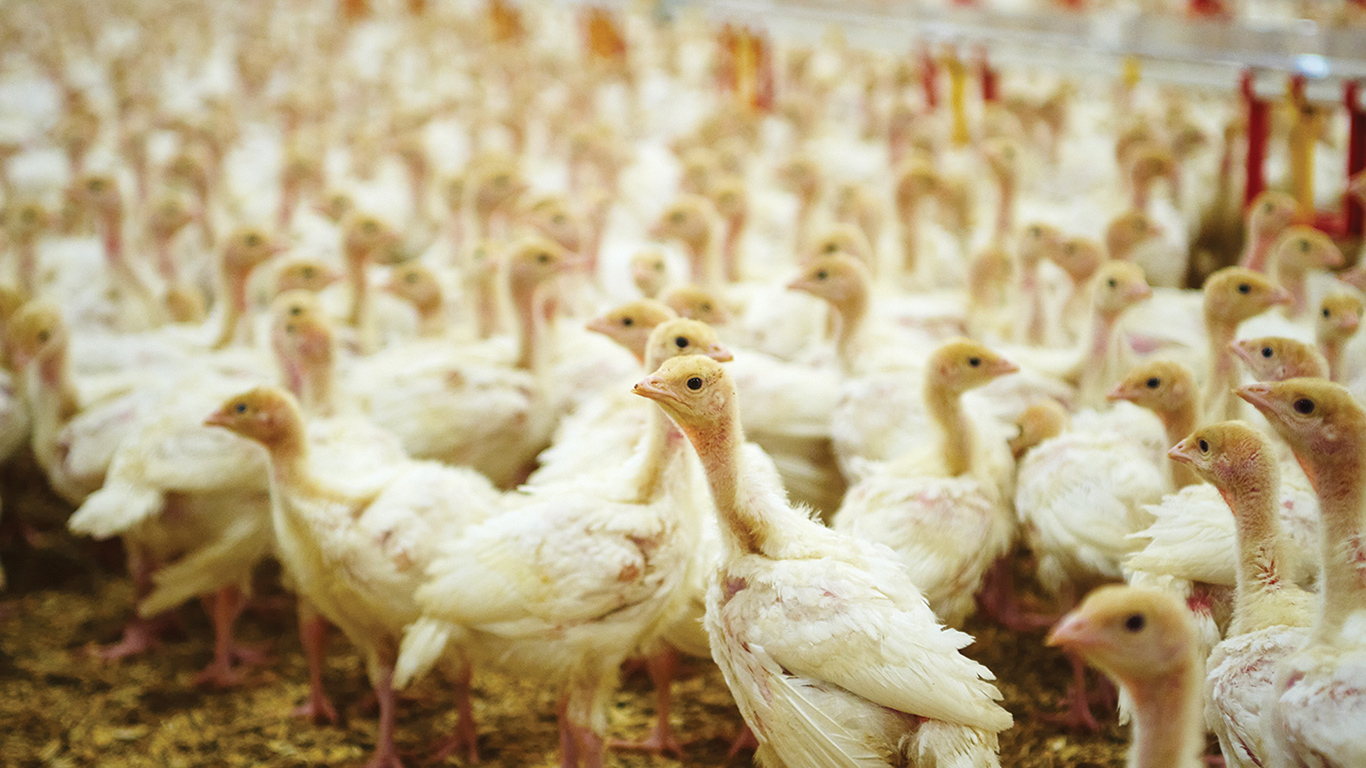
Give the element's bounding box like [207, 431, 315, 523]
[557, 696, 579, 768]
[976, 558, 1058, 632]
[1041, 653, 1102, 731]
[195, 586, 254, 688]
[425, 666, 480, 764]
[727, 724, 758, 758]
[573, 723, 604, 768]
[293, 603, 338, 724]
[93, 544, 169, 661]
[366, 664, 405, 768]
[609, 647, 684, 757]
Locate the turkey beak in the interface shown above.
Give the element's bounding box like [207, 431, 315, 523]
[1321, 246, 1345, 270]
[1105, 383, 1131, 402]
[993, 358, 1019, 376]
[707, 343, 733, 363]
[585, 315, 616, 336]
[1336, 268, 1366, 293]
[1128, 283, 1154, 302]
[1235, 383, 1276, 417]
[1228, 341, 1257, 368]
[1268, 287, 1293, 307]
[632, 373, 674, 405]
[558, 253, 586, 273]
[204, 407, 234, 429]
[1166, 437, 1198, 466]
[1045, 612, 1093, 651]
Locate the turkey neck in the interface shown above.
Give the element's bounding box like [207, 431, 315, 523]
[99, 205, 156, 310]
[1322, 338, 1349, 383]
[508, 269, 546, 372]
[721, 211, 745, 282]
[1300, 446, 1366, 645]
[631, 399, 687, 505]
[410, 295, 445, 338]
[899, 198, 922, 276]
[29, 337, 80, 436]
[831, 288, 869, 376]
[472, 271, 499, 339]
[925, 378, 972, 477]
[1158, 403, 1199, 489]
[212, 264, 252, 349]
[15, 237, 37, 298]
[1203, 318, 1240, 422]
[682, 393, 767, 557]
[994, 173, 1015, 239]
[263, 421, 332, 502]
[1076, 308, 1123, 409]
[1240, 226, 1277, 274]
[1278, 267, 1308, 318]
[344, 246, 370, 331]
[684, 229, 719, 289]
[1219, 454, 1298, 636]
[1125, 653, 1203, 768]
[298, 346, 337, 418]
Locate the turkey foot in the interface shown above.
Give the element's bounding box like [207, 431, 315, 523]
[609, 648, 684, 757]
[90, 615, 170, 660]
[726, 724, 758, 758]
[1039, 653, 1102, 731]
[976, 557, 1057, 631]
[425, 669, 480, 764]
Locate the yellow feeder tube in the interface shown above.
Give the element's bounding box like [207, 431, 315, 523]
[1288, 103, 1317, 218]
[947, 54, 969, 146]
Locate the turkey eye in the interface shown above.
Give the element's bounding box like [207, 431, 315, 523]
[1124, 613, 1146, 632]
[537, 253, 551, 264]
[621, 317, 634, 327]
[362, 221, 377, 234]
[675, 336, 688, 348]
[234, 402, 247, 414]
[301, 266, 315, 278]
[36, 329, 49, 343]
[552, 214, 566, 225]
[1107, 278, 1117, 288]
[968, 357, 981, 367]
[686, 376, 702, 390]
[701, 303, 712, 311]
[654, 262, 665, 271]
[824, 243, 838, 253]
[1299, 240, 1310, 253]
[1238, 283, 1251, 294]
[245, 233, 261, 247]
[1262, 347, 1273, 358]
[1263, 202, 1274, 213]
[289, 306, 302, 316]
[405, 272, 418, 283]
[1198, 439, 1209, 452]
[669, 212, 685, 224]
[1322, 308, 1332, 318]
[816, 270, 828, 280]
[1146, 377, 1160, 388]
[1029, 225, 1041, 237]
[1063, 243, 1076, 255]
[1294, 398, 1315, 415]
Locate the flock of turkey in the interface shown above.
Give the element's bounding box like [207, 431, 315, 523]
[1, 0, 1364, 767]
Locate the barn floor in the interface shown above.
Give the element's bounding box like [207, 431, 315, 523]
[0, 461, 1168, 768]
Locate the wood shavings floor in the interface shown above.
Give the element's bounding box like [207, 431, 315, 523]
[0, 466, 1159, 768]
